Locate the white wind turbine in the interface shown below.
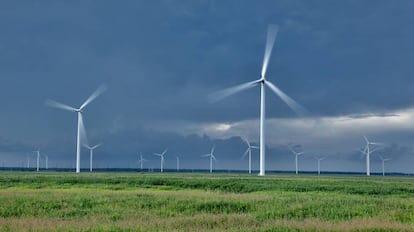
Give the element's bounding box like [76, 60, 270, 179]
[241, 137, 259, 174]
[26, 153, 30, 169]
[83, 143, 102, 172]
[176, 156, 180, 172]
[137, 153, 147, 171]
[201, 145, 217, 173]
[33, 149, 40, 172]
[45, 85, 106, 173]
[289, 146, 304, 175]
[153, 149, 167, 172]
[209, 24, 308, 176]
[313, 156, 325, 176]
[44, 154, 49, 170]
[361, 136, 382, 176]
[379, 155, 391, 176]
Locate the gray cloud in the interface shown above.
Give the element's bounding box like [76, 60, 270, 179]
[1, 1, 414, 173]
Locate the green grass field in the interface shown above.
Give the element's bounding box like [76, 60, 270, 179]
[1, 172, 414, 231]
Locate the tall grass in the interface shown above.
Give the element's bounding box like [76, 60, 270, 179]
[0, 172, 414, 231]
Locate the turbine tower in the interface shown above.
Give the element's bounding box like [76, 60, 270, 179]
[202, 145, 217, 173]
[241, 137, 259, 174]
[44, 154, 49, 170]
[209, 25, 308, 176]
[289, 145, 304, 175]
[45, 85, 106, 173]
[379, 155, 391, 176]
[83, 143, 102, 172]
[137, 153, 147, 171]
[314, 156, 325, 175]
[176, 156, 180, 172]
[26, 154, 30, 169]
[153, 149, 167, 172]
[361, 136, 382, 176]
[34, 149, 40, 172]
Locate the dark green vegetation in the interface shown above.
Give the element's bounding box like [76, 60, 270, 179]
[1, 172, 414, 231]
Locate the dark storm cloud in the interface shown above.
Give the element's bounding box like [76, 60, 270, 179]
[1, 1, 414, 173]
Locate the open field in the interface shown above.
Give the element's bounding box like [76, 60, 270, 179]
[1, 172, 414, 231]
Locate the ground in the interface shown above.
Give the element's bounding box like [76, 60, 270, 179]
[0, 172, 414, 231]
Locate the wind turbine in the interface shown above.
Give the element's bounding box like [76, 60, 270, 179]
[241, 137, 259, 174]
[201, 145, 217, 173]
[361, 136, 382, 176]
[83, 143, 102, 172]
[379, 155, 391, 176]
[289, 145, 304, 175]
[26, 153, 30, 169]
[313, 156, 325, 176]
[137, 153, 147, 171]
[44, 154, 49, 170]
[209, 24, 308, 176]
[176, 156, 180, 172]
[33, 149, 40, 172]
[153, 149, 167, 172]
[45, 85, 106, 173]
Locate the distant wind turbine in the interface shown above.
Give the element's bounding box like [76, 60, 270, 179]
[313, 156, 325, 176]
[137, 153, 147, 171]
[44, 154, 49, 170]
[45, 85, 106, 173]
[176, 156, 180, 172]
[289, 145, 304, 175]
[202, 145, 217, 173]
[153, 149, 167, 172]
[26, 154, 30, 169]
[241, 137, 259, 174]
[209, 24, 308, 176]
[33, 149, 40, 172]
[83, 143, 102, 172]
[379, 155, 391, 176]
[361, 136, 382, 176]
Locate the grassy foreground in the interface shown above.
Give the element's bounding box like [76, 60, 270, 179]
[0, 172, 414, 231]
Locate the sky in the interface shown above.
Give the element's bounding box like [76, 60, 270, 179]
[1, 0, 414, 173]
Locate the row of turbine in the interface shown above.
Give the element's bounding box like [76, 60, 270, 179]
[42, 24, 391, 176]
[43, 24, 290, 176]
[27, 144, 102, 172]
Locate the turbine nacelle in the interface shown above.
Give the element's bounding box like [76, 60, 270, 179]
[260, 76, 265, 82]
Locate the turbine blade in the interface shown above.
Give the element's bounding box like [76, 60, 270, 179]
[93, 143, 103, 149]
[242, 137, 251, 147]
[153, 153, 162, 156]
[363, 136, 369, 144]
[265, 81, 309, 116]
[80, 84, 107, 110]
[212, 155, 217, 161]
[201, 154, 210, 157]
[251, 146, 260, 149]
[208, 80, 260, 103]
[241, 149, 249, 159]
[370, 142, 383, 146]
[162, 148, 168, 155]
[211, 145, 216, 154]
[261, 24, 279, 78]
[45, 99, 77, 112]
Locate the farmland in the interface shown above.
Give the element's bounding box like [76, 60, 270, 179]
[1, 172, 414, 231]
